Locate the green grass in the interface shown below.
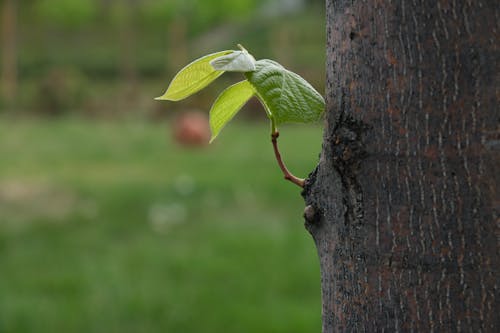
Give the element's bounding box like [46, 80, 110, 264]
[0, 118, 322, 333]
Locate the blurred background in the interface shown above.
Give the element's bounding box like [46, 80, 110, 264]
[0, 0, 325, 332]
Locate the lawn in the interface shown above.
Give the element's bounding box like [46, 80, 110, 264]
[0, 118, 322, 333]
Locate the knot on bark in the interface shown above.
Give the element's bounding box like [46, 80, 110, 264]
[331, 115, 370, 174]
[303, 205, 318, 223]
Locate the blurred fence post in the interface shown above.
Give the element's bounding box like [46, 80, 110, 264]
[167, 18, 188, 74]
[118, 0, 139, 100]
[1, 0, 18, 106]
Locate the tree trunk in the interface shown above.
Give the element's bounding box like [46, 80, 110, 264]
[303, 1, 498, 331]
[1, 0, 18, 105]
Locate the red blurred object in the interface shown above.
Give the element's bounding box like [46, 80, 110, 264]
[172, 111, 211, 147]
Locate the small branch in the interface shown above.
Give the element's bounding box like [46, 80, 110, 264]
[271, 131, 305, 188]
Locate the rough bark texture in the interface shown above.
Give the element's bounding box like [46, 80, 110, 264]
[302, 1, 499, 331]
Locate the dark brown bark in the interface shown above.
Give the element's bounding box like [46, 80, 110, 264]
[1, 0, 18, 105]
[303, 1, 499, 331]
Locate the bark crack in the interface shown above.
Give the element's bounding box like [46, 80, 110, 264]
[329, 114, 370, 226]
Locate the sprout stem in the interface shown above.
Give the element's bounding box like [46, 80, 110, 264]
[271, 131, 305, 188]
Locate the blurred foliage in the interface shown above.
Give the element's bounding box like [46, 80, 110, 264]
[32, 0, 99, 27]
[2, 0, 325, 116]
[36, 67, 88, 116]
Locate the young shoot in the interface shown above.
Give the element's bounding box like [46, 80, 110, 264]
[156, 44, 325, 187]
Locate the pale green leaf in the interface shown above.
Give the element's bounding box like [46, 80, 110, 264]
[155, 50, 233, 101]
[209, 80, 255, 142]
[244, 59, 325, 125]
[210, 50, 256, 72]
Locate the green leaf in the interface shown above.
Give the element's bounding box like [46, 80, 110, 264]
[155, 50, 233, 101]
[209, 80, 255, 143]
[244, 59, 325, 125]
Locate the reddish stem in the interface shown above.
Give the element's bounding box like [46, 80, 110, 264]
[271, 131, 305, 188]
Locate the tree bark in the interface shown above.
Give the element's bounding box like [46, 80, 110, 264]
[303, 1, 498, 332]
